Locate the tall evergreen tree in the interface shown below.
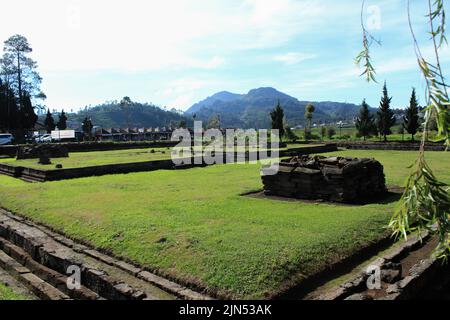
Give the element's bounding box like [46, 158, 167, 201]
[57, 110, 68, 130]
[20, 93, 38, 131]
[0, 79, 19, 131]
[270, 100, 285, 140]
[82, 117, 93, 141]
[376, 82, 396, 141]
[403, 88, 420, 141]
[1, 35, 45, 103]
[44, 109, 55, 133]
[355, 99, 375, 141]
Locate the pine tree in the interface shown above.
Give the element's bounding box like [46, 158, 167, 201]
[82, 117, 93, 141]
[1, 34, 45, 103]
[0, 79, 19, 131]
[270, 100, 285, 140]
[57, 110, 68, 130]
[44, 109, 55, 133]
[355, 99, 375, 141]
[376, 82, 396, 141]
[20, 93, 38, 131]
[403, 88, 420, 141]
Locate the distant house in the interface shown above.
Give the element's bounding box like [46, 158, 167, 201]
[94, 127, 174, 141]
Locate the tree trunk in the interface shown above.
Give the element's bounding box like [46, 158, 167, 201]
[17, 51, 22, 107]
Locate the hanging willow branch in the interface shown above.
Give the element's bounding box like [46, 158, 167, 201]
[355, 0, 380, 82]
[357, 0, 450, 259]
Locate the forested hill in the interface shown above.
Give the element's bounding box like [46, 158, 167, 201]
[185, 87, 373, 128]
[63, 102, 189, 129]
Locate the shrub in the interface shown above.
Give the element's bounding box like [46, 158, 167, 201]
[326, 127, 336, 140]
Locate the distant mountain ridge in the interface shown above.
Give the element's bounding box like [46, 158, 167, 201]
[186, 87, 372, 129]
[63, 101, 189, 129]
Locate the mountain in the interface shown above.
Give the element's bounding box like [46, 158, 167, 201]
[187, 91, 242, 115]
[58, 101, 189, 129]
[185, 87, 372, 128]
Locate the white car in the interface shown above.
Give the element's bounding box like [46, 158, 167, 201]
[0, 133, 14, 145]
[35, 134, 53, 143]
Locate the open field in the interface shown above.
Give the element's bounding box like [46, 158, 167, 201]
[0, 148, 172, 170]
[0, 144, 322, 171]
[0, 149, 448, 298]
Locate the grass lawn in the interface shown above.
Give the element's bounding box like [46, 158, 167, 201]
[0, 144, 323, 171]
[0, 148, 172, 170]
[0, 150, 448, 299]
[0, 283, 30, 300]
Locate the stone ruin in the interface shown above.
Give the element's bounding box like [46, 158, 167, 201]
[261, 155, 387, 203]
[16, 145, 69, 162]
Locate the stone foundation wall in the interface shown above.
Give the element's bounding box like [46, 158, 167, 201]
[0, 141, 179, 157]
[262, 155, 387, 203]
[16, 145, 69, 160]
[338, 142, 445, 151]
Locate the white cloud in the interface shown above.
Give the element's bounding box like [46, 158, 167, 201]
[273, 52, 316, 65]
[0, 0, 334, 73]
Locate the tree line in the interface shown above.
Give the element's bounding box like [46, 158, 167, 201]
[270, 82, 421, 142]
[0, 34, 43, 142]
[355, 82, 419, 142]
[0, 34, 99, 142]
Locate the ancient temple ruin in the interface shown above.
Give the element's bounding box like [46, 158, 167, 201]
[261, 155, 387, 203]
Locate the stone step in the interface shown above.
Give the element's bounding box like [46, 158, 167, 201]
[0, 208, 211, 300]
[306, 230, 445, 300]
[0, 264, 38, 300]
[0, 237, 100, 300]
[0, 250, 70, 300]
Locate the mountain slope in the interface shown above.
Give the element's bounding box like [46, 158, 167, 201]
[185, 87, 370, 128]
[187, 91, 242, 115]
[64, 102, 189, 129]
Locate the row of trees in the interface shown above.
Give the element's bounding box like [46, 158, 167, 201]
[43, 110, 68, 133]
[356, 83, 420, 141]
[0, 34, 45, 142]
[270, 83, 420, 143]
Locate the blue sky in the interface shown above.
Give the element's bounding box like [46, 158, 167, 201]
[1, 0, 449, 112]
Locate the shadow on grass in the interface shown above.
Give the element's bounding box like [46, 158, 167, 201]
[242, 185, 403, 207]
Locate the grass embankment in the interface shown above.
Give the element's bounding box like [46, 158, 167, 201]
[0, 283, 29, 300]
[0, 150, 447, 298]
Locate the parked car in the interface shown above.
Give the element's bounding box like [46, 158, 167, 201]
[0, 133, 14, 145]
[35, 134, 53, 143]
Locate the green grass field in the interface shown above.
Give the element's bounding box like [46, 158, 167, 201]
[0, 144, 321, 171]
[0, 148, 172, 170]
[0, 149, 448, 298]
[0, 283, 29, 300]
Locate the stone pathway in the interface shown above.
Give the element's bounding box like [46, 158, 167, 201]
[0, 208, 211, 300]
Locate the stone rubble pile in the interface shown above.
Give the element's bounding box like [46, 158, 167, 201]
[261, 155, 387, 203]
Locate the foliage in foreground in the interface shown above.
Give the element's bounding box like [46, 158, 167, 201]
[357, 0, 450, 259]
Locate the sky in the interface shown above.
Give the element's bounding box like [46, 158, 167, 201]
[1, 0, 449, 112]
